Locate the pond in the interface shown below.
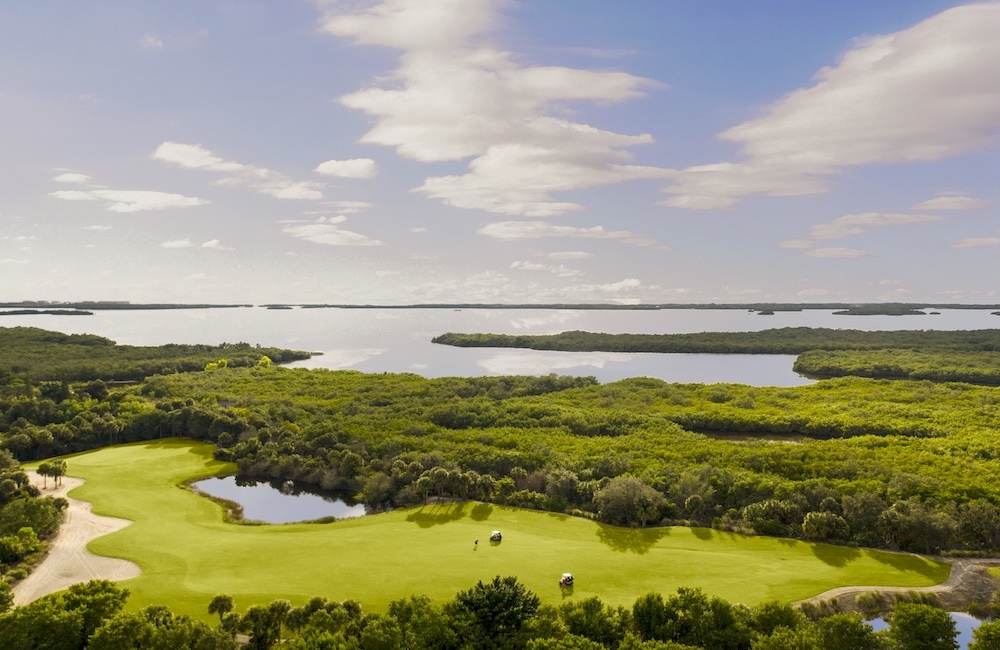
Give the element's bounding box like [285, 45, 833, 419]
[869, 611, 981, 649]
[192, 475, 366, 524]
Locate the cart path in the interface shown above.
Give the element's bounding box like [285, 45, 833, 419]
[795, 557, 1000, 610]
[12, 472, 141, 606]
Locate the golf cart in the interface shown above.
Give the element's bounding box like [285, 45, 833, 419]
[559, 573, 574, 588]
[489, 530, 502, 543]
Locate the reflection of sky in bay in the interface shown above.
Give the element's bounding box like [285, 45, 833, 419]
[478, 351, 628, 375]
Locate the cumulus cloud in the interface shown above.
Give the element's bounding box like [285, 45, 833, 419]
[282, 215, 382, 246]
[780, 211, 945, 254]
[951, 236, 1000, 248]
[152, 142, 325, 200]
[804, 212, 944, 240]
[478, 220, 661, 248]
[162, 239, 194, 249]
[315, 158, 379, 179]
[325, 200, 374, 213]
[664, 3, 1000, 208]
[509, 260, 582, 278]
[141, 35, 164, 49]
[52, 172, 92, 184]
[319, 0, 666, 216]
[911, 193, 990, 211]
[51, 189, 206, 212]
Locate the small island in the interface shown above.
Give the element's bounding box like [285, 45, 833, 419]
[0, 309, 93, 316]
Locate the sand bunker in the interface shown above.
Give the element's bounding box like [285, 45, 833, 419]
[12, 472, 141, 606]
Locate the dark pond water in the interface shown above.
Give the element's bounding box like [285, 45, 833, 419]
[193, 475, 366, 524]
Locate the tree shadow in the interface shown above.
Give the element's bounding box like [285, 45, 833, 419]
[405, 503, 468, 528]
[863, 548, 950, 581]
[690, 526, 714, 541]
[809, 542, 862, 568]
[595, 523, 669, 554]
[470, 502, 493, 521]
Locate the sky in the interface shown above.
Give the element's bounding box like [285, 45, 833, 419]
[1, 0, 998, 305]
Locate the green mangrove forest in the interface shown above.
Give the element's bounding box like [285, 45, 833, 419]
[3, 324, 1000, 648]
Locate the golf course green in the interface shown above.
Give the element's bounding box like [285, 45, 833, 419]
[52, 439, 948, 619]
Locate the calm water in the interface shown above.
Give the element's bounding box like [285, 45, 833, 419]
[193, 475, 365, 523]
[5, 306, 998, 385]
[870, 611, 981, 649]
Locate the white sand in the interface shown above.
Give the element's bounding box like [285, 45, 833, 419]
[12, 472, 141, 606]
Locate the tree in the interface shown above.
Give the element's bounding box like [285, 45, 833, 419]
[449, 575, 541, 649]
[208, 594, 235, 622]
[594, 476, 665, 527]
[632, 593, 670, 642]
[887, 603, 958, 650]
[816, 613, 881, 650]
[970, 619, 1000, 650]
[37, 462, 52, 488]
[801, 511, 850, 543]
[240, 604, 281, 650]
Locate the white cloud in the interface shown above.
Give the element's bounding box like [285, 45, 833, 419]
[52, 172, 92, 184]
[478, 220, 661, 248]
[325, 200, 374, 213]
[152, 142, 325, 200]
[84, 225, 112, 231]
[282, 216, 382, 246]
[664, 3, 1000, 208]
[509, 260, 582, 278]
[911, 193, 990, 211]
[408, 226, 428, 233]
[781, 211, 945, 254]
[806, 247, 871, 259]
[547, 251, 593, 260]
[51, 189, 206, 212]
[805, 212, 944, 240]
[162, 239, 194, 249]
[951, 237, 1000, 248]
[315, 158, 379, 179]
[320, 0, 667, 216]
[141, 35, 164, 49]
[596, 278, 642, 293]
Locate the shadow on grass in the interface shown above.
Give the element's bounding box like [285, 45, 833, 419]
[406, 502, 468, 528]
[595, 523, 669, 554]
[809, 542, 862, 568]
[470, 503, 493, 521]
[864, 548, 950, 582]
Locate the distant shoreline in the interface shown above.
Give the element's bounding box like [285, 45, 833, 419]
[3, 301, 1000, 314]
[0, 309, 93, 316]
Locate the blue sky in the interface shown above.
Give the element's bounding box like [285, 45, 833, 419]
[1, 0, 997, 304]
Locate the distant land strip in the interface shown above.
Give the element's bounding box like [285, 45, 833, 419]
[0, 309, 93, 316]
[431, 328, 1000, 355]
[263, 302, 1000, 312]
[0, 302, 252, 311]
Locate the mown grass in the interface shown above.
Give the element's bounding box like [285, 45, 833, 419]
[54, 439, 948, 619]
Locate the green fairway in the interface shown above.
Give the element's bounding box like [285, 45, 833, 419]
[57, 439, 948, 619]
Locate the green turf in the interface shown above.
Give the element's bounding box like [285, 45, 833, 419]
[53, 439, 949, 619]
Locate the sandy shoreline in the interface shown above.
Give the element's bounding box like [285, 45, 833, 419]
[11, 472, 141, 606]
